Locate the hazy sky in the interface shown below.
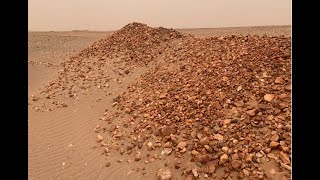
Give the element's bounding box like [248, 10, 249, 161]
[28, 0, 291, 31]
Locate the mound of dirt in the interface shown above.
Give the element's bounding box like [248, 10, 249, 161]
[97, 30, 291, 178]
[29, 22, 291, 179]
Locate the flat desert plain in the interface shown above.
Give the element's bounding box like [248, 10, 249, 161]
[28, 24, 291, 180]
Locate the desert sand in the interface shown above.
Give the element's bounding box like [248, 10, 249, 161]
[28, 24, 291, 180]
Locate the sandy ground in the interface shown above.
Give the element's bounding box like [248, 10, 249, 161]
[28, 26, 291, 180]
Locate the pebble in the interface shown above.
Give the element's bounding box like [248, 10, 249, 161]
[222, 147, 229, 153]
[279, 152, 290, 164]
[157, 168, 172, 180]
[264, 94, 275, 102]
[177, 141, 187, 149]
[96, 134, 104, 143]
[269, 169, 276, 175]
[219, 154, 229, 165]
[269, 141, 280, 149]
[213, 134, 224, 141]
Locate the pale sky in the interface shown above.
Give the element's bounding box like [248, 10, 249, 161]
[28, 0, 291, 31]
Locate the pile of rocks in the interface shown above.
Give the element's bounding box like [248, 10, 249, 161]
[75, 22, 184, 64]
[104, 34, 291, 179]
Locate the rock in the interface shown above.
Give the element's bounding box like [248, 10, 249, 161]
[213, 134, 224, 141]
[180, 147, 187, 153]
[163, 148, 172, 155]
[269, 169, 276, 175]
[275, 77, 284, 84]
[157, 168, 172, 180]
[284, 85, 291, 91]
[243, 169, 250, 176]
[246, 109, 256, 116]
[270, 134, 280, 142]
[125, 108, 132, 113]
[219, 154, 228, 165]
[199, 154, 211, 163]
[204, 145, 213, 153]
[177, 141, 187, 149]
[96, 134, 104, 143]
[264, 94, 275, 102]
[231, 160, 242, 170]
[212, 101, 222, 110]
[269, 141, 280, 149]
[191, 150, 199, 156]
[231, 154, 239, 160]
[200, 137, 210, 145]
[267, 153, 275, 159]
[192, 168, 199, 177]
[203, 161, 216, 174]
[222, 147, 228, 153]
[159, 94, 167, 99]
[135, 152, 141, 161]
[147, 142, 154, 150]
[279, 152, 290, 165]
[223, 119, 231, 125]
[161, 125, 176, 136]
[163, 142, 172, 148]
[245, 154, 253, 163]
[106, 162, 111, 167]
[280, 161, 292, 171]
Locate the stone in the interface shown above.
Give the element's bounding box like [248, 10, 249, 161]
[219, 154, 228, 165]
[245, 154, 253, 163]
[243, 169, 250, 176]
[224, 119, 231, 125]
[177, 142, 187, 149]
[231, 154, 239, 160]
[231, 160, 242, 170]
[96, 134, 104, 143]
[157, 168, 172, 180]
[147, 142, 154, 150]
[284, 85, 292, 91]
[280, 162, 292, 171]
[222, 147, 229, 153]
[203, 161, 216, 174]
[279, 152, 290, 165]
[192, 168, 199, 177]
[269, 141, 280, 149]
[163, 142, 172, 148]
[267, 153, 275, 159]
[163, 148, 172, 155]
[204, 145, 213, 153]
[264, 94, 275, 102]
[161, 125, 176, 136]
[275, 77, 284, 84]
[135, 152, 141, 161]
[180, 147, 187, 153]
[270, 134, 280, 142]
[269, 169, 276, 175]
[125, 108, 132, 113]
[191, 150, 199, 156]
[200, 137, 210, 145]
[246, 109, 256, 116]
[213, 134, 224, 141]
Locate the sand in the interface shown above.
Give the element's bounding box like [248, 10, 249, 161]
[28, 25, 291, 180]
